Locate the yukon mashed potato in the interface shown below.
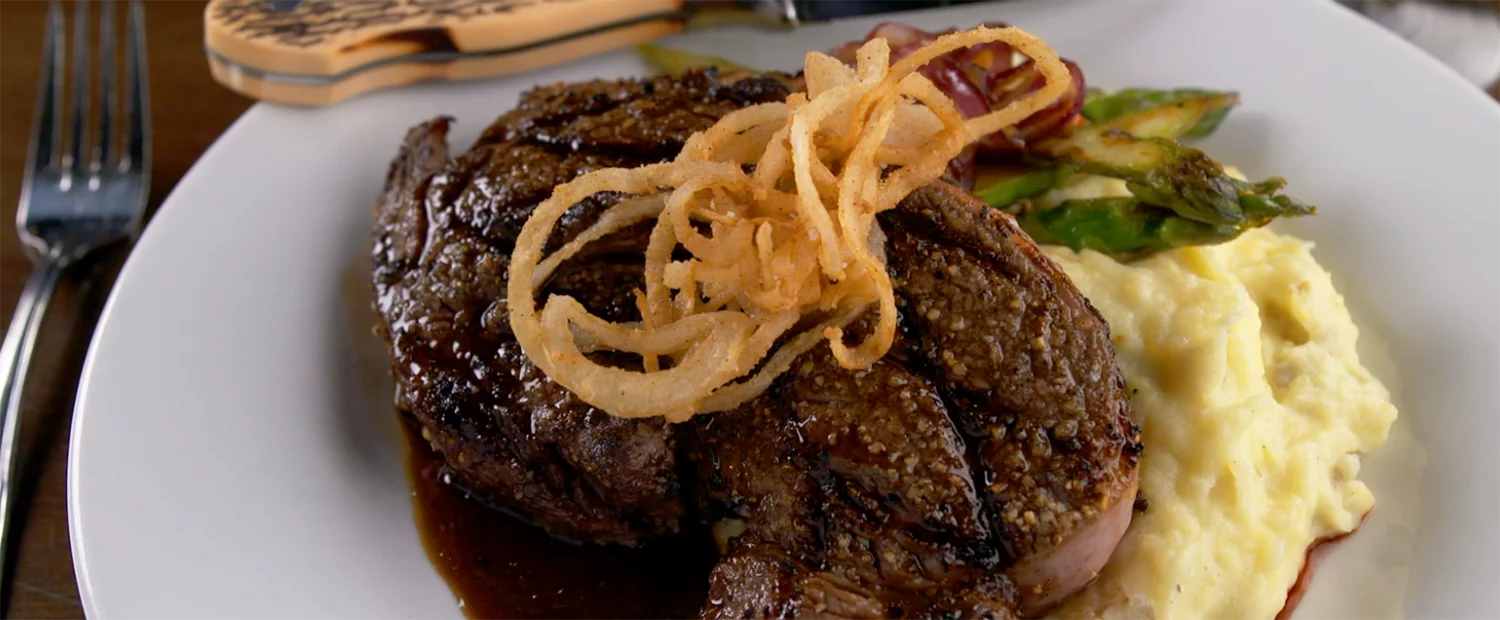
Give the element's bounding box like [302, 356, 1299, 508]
[1036, 176, 1397, 619]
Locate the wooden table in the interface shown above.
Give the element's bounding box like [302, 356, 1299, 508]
[0, 2, 1497, 618]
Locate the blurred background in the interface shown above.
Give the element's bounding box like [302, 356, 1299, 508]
[1342, 0, 1500, 92]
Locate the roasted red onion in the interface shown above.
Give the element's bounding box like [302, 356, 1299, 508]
[891, 41, 992, 119]
[830, 20, 1087, 166]
[830, 23, 932, 64]
[950, 20, 1014, 76]
[981, 59, 1087, 151]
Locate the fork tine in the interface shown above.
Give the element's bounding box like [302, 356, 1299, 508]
[64, 0, 90, 178]
[92, 0, 117, 171]
[122, 0, 148, 174]
[26, 3, 64, 180]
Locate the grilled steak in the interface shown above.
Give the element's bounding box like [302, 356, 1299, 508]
[373, 70, 1140, 617]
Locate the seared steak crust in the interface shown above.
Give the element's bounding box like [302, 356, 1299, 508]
[373, 71, 796, 543]
[373, 71, 1139, 616]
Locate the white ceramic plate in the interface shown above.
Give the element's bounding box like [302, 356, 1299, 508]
[68, 1, 1500, 617]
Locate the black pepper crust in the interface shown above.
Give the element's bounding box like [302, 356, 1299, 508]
[373, 71, 1140, 617]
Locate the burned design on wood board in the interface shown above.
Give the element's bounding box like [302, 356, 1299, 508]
[210, 0, 582, 47]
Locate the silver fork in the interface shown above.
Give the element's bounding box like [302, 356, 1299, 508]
[0, 0, 149, 587]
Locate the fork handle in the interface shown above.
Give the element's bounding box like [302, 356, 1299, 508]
[0, 262, 64, 589]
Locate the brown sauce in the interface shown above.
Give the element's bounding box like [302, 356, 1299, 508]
[401, 421, 715, 619]
[402, 415, 1369, 619]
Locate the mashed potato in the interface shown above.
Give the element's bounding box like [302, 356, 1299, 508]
[1034, 177, 1398, 619]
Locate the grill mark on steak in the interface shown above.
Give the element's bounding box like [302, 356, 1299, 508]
[881, 186, 1142, 615]
[373, 71, 1139, 617]
[374, 71, 795, 545]
[693, 345, 1020, 619]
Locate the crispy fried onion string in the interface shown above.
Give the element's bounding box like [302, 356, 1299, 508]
[507, 26, 1071, 421]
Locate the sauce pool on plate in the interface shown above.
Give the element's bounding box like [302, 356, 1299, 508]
[402, 421, 716, 619]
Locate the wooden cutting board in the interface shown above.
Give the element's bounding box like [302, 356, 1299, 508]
[204, 0, 696, 105]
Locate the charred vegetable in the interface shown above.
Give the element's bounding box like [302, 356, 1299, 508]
[638, 34, 1309, 263]
[637, 44, 754, 76]
[830, 21, 1089, 186]
[1032, 124, 1313, 226]
[1015, 197, 1262, 259]
[977, 124, 1312, 260]
[1082, 88, 1239, 139]
[975, 165, 1073, 208]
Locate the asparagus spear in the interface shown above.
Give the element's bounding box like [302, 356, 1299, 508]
[974, 165, 1075, 208]
[636, 44, 756, 76]
[1032, 124, 1314, 226]
[973, 123, 1313, 260]
[1082, 88, 1240, 139]
[1015, 197, 1254, 260]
